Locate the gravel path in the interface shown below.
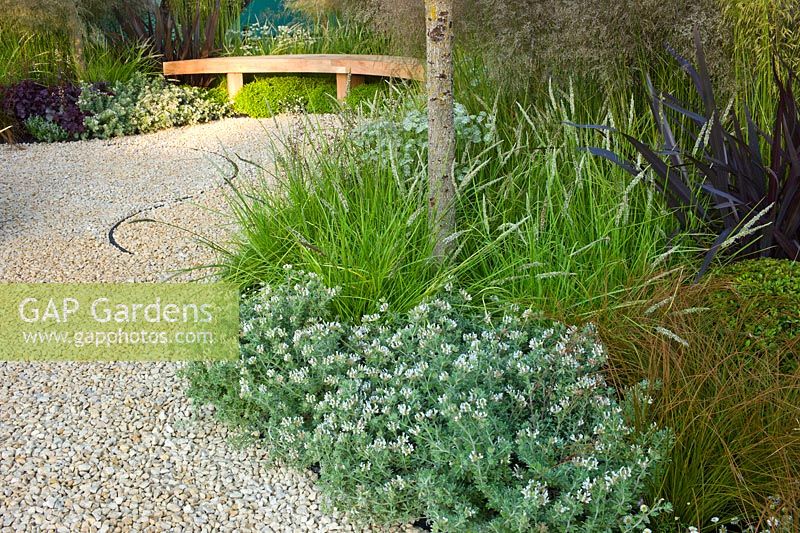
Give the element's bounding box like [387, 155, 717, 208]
[0, 117, 278, 282]
[0, 118, 413, 532]
[1, 117, 275, 242]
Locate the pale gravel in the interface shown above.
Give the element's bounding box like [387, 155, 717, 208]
[0, 116, 416, 532]
[0, 116, 280, 282]
[0, 116, 278, 241]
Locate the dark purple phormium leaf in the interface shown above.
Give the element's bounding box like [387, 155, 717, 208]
[115, 0, 224, 86]
[572, 30, 800, 272]
[1, 80, 87, 137]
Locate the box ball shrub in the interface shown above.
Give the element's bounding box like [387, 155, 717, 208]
[232, 75, 338, 117]
[185, 269, 672, 531]
[344, 81, 390, 108]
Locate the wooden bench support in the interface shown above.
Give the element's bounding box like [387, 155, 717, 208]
[336, 73, 365, 100]
[226, 72, 244, 101]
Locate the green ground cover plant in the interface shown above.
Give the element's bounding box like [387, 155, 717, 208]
[711, 259, 800, 364]
[185, 269, 673, 531]
[79, 73, 231, 139]
[0, 74, 230, 142]
[23, 115, 70, 142]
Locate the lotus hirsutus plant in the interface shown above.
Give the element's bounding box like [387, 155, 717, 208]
[574, 30, 800, 275]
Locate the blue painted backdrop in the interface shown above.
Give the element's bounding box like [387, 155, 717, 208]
[241, 0, 297, 26]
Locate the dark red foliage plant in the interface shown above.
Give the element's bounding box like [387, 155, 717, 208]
[114, 0, 251, 86]
[1, 80, 86, 137]
[572, 30, 800, 276]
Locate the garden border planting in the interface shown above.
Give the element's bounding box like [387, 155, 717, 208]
[4, 0, 800, 530]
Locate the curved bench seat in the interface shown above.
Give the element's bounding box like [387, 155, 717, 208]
[162, 54, 425, 101]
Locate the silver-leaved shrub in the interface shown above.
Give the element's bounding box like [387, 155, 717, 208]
[352, 102, 496, 179]
[78, 73, 231, 139]
[184, 269, 672, 531]
[24, 115, 70, 142]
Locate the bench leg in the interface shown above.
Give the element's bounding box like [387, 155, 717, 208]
[336, 73, 365, 100]
[226, 72, 244, 102]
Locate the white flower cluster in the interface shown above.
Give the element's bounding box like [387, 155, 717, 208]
[190, 269, 672, 531]
[229, 22, 317, 56]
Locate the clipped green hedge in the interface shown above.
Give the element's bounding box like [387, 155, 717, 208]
[712, 259, 800, 364]
[233, 75, 338, 117]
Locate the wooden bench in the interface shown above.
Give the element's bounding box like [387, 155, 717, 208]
[162, 54, 425, 101]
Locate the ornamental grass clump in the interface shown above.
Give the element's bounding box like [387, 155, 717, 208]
[216, 113, 445, 320]
[185, 269, 672, 531]
[596, 268, 800, 531]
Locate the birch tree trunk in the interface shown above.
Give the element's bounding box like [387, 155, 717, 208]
[425, 0, 456, 260]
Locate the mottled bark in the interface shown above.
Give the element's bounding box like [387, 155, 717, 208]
[425, 0, 456, 260]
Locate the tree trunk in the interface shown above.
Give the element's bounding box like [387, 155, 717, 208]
[425, 0, 456, 260]
[71, 31, 87, 77]
[67, 4, 87, 78]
